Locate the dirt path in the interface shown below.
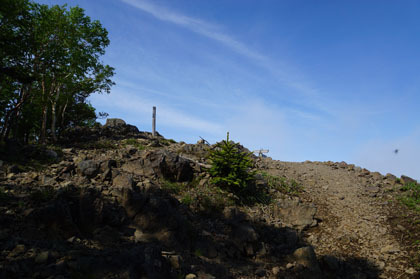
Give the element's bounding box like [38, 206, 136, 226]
[264, 159, 416, 279]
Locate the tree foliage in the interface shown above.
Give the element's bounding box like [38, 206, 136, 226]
[208, 133, 255, 193]
[0, 0, 114, 144]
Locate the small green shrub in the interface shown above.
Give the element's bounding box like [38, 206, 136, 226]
[124, 138, 138, 145]
[240, 184, 271, 204]
[162, 180, 184, 194]
[181, 193, 193, 206]
[260, 172, 302, 196]
[184, 184, 234, 214]
[208, 132, 255, 195]
[399, 182, 420, 211]
[160, 138, 176, 146]
[123, 138, 145, 150]
[80, 140, 116, 150]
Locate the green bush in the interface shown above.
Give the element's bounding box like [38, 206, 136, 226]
[123, 138, 145, 150]
[180, 193, 193, 206]
[399, 182, 420, 211]
[260, 172, 303, 196]
[80, 140, 116, 150]
[162, 180, 184, 194]
[208, 132, 255, 195]
[160, 138, 176, 145]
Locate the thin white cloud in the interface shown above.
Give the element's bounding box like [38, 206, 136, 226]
[120, 0, 322, 101]
[120, 0, 265, 61]
[89, 89, 223, 134]
[121, 0, 215, 30]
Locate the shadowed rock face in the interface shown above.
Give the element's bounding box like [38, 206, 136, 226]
[121, 149, 194, 182]
[142, 150, 194, 182]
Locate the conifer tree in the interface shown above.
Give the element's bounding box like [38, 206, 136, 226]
[208, 132, 255, 193]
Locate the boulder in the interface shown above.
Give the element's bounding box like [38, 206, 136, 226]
[273, 198, 317, 231]
[401, 175, 417, 185]
[101, 122, 140, 139]
[112, 174, 134, 190]
[126, 150, 193, 182]
[385, 173, 397, 181]
[370, 171, 383, 181]
[60, 120, 142, 144]
[230, 223, 259, 256]
[292, 246, 321, 273]
[99, 159, 117, 172]
[77, 160, 99, 178]
[104, 118, 126, 127]
[45, 149, 58, 160]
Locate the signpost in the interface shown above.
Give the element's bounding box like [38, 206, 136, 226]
[152, 106, 156, 137]
[253, 149, 269, 157]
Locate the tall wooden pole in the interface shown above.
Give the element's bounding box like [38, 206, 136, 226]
[152, 106, 156, 137]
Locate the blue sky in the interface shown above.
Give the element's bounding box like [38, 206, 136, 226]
[38, 0, 420, 179]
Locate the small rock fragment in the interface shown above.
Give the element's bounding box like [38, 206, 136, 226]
[286, 262, 294, 269]
[405, 267, 416, 275]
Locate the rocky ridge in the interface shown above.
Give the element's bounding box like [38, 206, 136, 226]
[0, 120, 418, 279]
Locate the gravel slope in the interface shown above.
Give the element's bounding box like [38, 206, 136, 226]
[262, 159, 418, 279]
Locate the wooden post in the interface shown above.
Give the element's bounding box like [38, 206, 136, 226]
[152, 106, 156, 137]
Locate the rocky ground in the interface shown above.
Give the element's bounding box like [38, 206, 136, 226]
[260, 159, 419, 279]
[0, 121, 419, 279]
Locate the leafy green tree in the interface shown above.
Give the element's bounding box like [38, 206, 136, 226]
[0, 0, 35, 140]
[31, 3, 114, 142]
[208, 133, 255, 194]
[0, 0, 114, 144]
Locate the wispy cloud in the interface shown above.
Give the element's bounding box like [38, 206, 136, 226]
[89, 89, 223, 134]
[120, 0, 322, 101]
[120, 0, 265, 61]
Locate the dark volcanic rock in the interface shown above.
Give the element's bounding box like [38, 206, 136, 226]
[142, 150, 194, 182]
[60, 119, 145, 144]
[112, 174, 134, 190]
[104, 118, 126, 127]
[77, 160, 99, 178]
